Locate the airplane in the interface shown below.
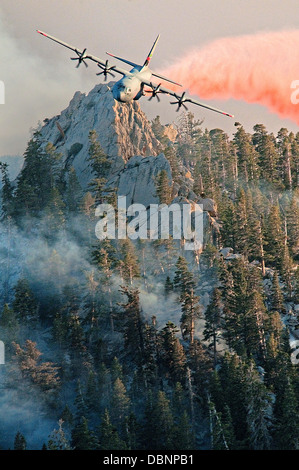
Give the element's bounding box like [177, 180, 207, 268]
[37, 30, 234, 118]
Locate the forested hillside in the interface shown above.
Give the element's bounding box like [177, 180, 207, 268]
[0, 110, 299, 450]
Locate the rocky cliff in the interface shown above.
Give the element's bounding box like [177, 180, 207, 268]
[40, 82, 163, 190]
[38, 82, 219, 249]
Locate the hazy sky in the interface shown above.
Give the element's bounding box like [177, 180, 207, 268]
[1, 0, 299, 156]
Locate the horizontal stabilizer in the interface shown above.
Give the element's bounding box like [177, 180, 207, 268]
[106, 52, 139, 69]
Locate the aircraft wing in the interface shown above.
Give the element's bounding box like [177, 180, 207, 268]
[36, 30, 129, 77]
[142, 79, 234, 118]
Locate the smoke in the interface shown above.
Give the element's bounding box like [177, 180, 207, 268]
[159, 30, 299, 124]
[0, 9, 95, 157]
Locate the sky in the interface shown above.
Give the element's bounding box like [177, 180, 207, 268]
[1, 0, 299, 157]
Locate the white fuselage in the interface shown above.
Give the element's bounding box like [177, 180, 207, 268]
[112, 66, 152, 102]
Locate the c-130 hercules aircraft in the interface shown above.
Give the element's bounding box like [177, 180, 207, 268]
[37, 30, 233, 118]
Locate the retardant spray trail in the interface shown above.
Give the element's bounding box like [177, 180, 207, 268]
[159, 30, 299, 124]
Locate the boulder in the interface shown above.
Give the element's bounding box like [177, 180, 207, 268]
[196, 197, 217, 217]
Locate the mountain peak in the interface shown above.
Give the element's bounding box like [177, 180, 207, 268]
[39, 83, 162, 189]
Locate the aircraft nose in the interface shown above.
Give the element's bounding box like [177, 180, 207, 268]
[112, 87, 127, 102]
[112, 86, 120, 101]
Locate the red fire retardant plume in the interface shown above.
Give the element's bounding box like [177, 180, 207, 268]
[159, 30, 299, 124]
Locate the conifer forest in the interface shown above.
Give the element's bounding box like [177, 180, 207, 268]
[1, 111, 299, 451]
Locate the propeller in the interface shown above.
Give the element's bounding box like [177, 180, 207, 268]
[96, 60, 116, 80]
[70, 48, 89, 68]
[170, 92, 189, 112]
[146, 82, 162, 102]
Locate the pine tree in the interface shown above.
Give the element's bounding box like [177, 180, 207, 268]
[253, 124, 279, 184]
[286, 197, 299, 258]
[86, 370, 100, 415]
[164, 275, 174, 296]
[14, 431, 27, 450]
[193, 160, 204, 196]
[88, 130, 110, 204]
[92, 239, 117, 331]
[12, 278, 38, 325]
[264, 205, 285, 268]
[0, 162, 14, 220]
[173, 410, 195, 450]
[174, 256, 194, 295]
[246, 190, 265, 265]
[124, 412, 140, 450]
[245, 362, 273, 450]
[119, 286, 144, 363]
[221, 405, 236, 449]
[180, 288, 201, 344]
[151, 116, 168, 146]
[189, 340, 213, 401]
[245, 266, 268, 359]
[209, 128, 231, 190]
[60, 405, 73, 428]
[218, 353, 248, 444]
[160, 321, 186, 384]
[233, 124, 259, 182]
[52, 311, 69, 350]
[208, 400, 229, 450]
[47, 419, 72, 450]
[43, 186, 66, 236]
[98, 409, 127, 450]
[156, 169, 172, 204]
[44, 142, 63, 189]
[274, 379, 299, 449]
[111, 378, 131, 426]
[270, 270, 284, 312]
[281, 244, 293, 298]
[71, 416, 98, 450]
[14, 133, 62, 218]
[68, 314, 87, 363]
[203, 288, 223, 366]
[12, 340, 60, 392]
[65, 167, 82, 213]
[120, 239, 140, 285]
[277, 128, 293, 190]
[164, 146, 180, 184]
[294, 267, 299, 303]
[218, 193, 236, 250]
[196, 130, 215, 198]
[234, 188, 249, 256]
[0, 303, 19, 352]
[143, 390, 175, 449]
[174, 256, 200, 343]
[142, 318, 159, 387]
[74, 379, 89, 422]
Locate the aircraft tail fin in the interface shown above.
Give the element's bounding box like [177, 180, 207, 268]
[107, 35, 182, 87]
[143, 34, 160, 67]
[142, 35, 182, 86]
